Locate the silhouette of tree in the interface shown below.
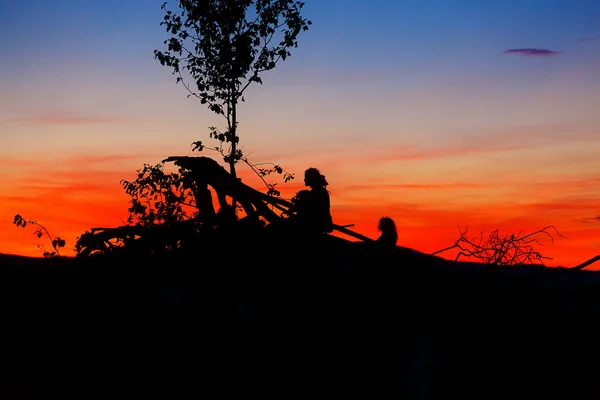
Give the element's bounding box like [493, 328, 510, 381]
[76, 0, 313, 256]
[12, 214, 66, 258]
[154, 0, 311, 178]
[118, 156, 294, 227]
[432, 225, 565, 266]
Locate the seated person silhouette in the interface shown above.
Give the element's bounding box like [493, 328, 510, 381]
[375, 217, 397, 247]
[290, 167, 333, 234]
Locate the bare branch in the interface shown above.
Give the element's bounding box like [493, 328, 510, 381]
[433, 225, 563, 266]
[571, 255, 600, 270]
[177, 70, 201, 99]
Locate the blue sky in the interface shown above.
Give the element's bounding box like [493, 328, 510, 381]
[1, 0, 598, 157]
[1, 0, 598, 85]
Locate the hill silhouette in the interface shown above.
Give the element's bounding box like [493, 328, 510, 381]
[2, 226, 600, 398]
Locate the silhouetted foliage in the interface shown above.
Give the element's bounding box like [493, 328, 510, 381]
[154, 0, 311, 177]
[12, 214, 65, 258]
[250, 160, 295, 197]
[73, 155, 302, 257]
[72, 162, 206, 257]
[119, 162, 199, 226]
[432, 225, 565, 266]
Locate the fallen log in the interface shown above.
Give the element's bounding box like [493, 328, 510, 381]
[163, 156, 282, 224]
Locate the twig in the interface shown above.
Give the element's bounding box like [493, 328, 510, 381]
[432, 225, 562, 266]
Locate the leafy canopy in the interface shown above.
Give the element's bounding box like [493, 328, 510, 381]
[154, 0, 311, 116]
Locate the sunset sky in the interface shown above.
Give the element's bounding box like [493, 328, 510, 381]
[1, 0, 599, 267]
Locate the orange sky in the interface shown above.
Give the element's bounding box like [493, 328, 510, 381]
[1, 0, 599, 268]
[1, 143, 598, 268]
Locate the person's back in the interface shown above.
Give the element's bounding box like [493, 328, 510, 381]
[304, 185, 332, 233]
[290, 168, 333, 233]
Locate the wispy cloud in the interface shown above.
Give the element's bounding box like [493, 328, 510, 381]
[351, 144, 528, 164]
[503, 48, 560, 56]
[580, 215, 600, 223]
[266, 141, 534, 172]
[519, 201, 599, 213]
[1, 152, 162, 171]
[338, 182, 485, 191]
[577, 36, 597, 43]
[0, 157, 45, 168]
[64, 153, 162, 167]
[529, 176, 600, 191]
[7, 112, 141, 126]
[485, 124, 594, 143]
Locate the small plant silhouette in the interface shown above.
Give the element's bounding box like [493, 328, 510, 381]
[432, 225, 565, 266]
[13, 214, 66, 258]
[120, 162, 199, 227]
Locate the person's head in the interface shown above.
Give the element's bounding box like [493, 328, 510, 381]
[378, 217, 398, 243]
[304, 167, 328, 189]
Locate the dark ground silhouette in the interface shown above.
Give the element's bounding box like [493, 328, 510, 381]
[2, 228, 600, 399]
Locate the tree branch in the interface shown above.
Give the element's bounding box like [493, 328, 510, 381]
[433, 225, 563, 266]
[571, 255, 600, 270]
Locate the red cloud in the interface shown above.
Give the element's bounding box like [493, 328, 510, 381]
[580, 215, 600, 223]
[340, 182, 484, 190]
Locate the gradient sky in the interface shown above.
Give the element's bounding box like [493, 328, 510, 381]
[1, 0, 599, 267]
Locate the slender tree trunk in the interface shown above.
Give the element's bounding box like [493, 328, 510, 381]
[229, 86, 238, 216]
[229, 86, 237, 178]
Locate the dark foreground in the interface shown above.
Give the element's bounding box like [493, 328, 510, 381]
[1, 231, 600, 399]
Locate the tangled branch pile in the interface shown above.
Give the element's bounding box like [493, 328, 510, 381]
[432, 225, 565, 266]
